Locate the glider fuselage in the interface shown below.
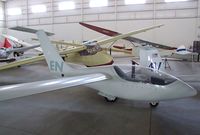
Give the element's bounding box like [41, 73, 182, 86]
[55, 63, 196, 102]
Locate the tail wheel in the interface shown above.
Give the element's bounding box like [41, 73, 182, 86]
[104, 97, 118, 102]
[149, 102, 159, 108]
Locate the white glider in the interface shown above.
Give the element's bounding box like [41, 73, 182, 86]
[0, 26, 197, 107]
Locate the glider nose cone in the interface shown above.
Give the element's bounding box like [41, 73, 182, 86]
[166, 80, 197, 100]
[186, 85, 197, 97]
[176, 80, 197, 98]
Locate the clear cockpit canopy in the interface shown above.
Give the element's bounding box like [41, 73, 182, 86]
[113, 65, 177, 86]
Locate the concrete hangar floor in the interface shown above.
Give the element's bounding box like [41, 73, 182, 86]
[0, 57, 199, 135]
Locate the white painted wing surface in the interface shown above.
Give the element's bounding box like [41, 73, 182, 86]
[0, 73, 110, 101]
[97, 24, 164, 45]
[6, 44, 40, 53]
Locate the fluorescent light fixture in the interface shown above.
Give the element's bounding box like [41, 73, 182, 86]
[31, 5, 46, 13]
[89, 0, 108, 7]
[58, 1, 75, 10]
[7, 8, 22, 15]
[125, 0, 146, 4]
[165, 0, 187, 2]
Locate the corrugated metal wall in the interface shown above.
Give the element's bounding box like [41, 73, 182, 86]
[0, 1, 5, 28]
[4, 0, 200, 47]
[5, 0, 198, 26]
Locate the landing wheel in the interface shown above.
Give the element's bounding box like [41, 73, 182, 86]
[104, 97, 118, 102]
[13, 52, 23, 57]
[62, 57, 65, 61]
[149, 102, 159, 108]
[13, 52, 19, 57]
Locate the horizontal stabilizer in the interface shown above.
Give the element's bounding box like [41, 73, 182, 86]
[10, 26, 54, 36]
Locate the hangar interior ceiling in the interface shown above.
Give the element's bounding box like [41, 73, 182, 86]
[0, 0, 200, 48]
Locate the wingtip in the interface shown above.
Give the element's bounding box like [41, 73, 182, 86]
[9, 26, 55, 36]
[159, 24, 165, 27]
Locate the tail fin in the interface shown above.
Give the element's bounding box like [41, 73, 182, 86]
[4, 38, 12, 48]
[132, 46, 139, 57]
[10, 26, 75, 76]
[139, 47, 162, 70]
[36, 30, 74, 74]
